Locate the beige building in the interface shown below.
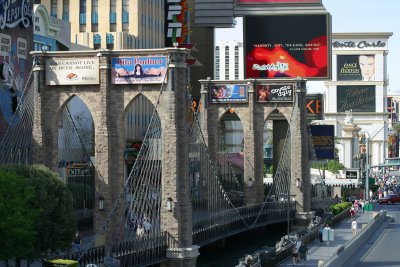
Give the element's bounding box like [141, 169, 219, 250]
[38, 0, 165, 49]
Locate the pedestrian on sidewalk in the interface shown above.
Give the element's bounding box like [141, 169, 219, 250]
[292, 239, 301, 265]
[351, 218, 358, 236]
[298, 241, 308, 264]
[318, 224, 324, 243]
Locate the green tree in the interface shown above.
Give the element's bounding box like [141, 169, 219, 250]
[0, 169, 37, 264]
[0, 165, 76, 262]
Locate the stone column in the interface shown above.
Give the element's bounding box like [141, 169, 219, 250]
[31, 54, 58, 171]
[243, 81, 264, 205]
[341, 124, 361, 169]
[291, 79, 311, 213]
[161, 50, 199, 267]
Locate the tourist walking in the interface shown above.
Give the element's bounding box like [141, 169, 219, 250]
[351, 218, 357, 235]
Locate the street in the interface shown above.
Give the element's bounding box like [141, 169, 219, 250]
[343, 203, 400, 267]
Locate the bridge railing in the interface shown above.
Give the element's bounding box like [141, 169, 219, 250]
[193, 202, 296, 246]
[274, 207, 351, 264]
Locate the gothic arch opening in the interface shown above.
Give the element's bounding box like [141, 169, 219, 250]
[58, 96, 95, 231]
[218, 110, 244, 206]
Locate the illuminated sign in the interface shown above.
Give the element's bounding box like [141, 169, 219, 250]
[310, 125, 334, 160]
[165, 0, 188, 47]
[210, 84, 248, 103]
[306, 94, 323, 120]
[256, 84, 293, 102]
[245, 14, 330, 80]
[237, 0, 320, 3]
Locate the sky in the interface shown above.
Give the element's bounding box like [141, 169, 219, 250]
[215, 0, 400, 93]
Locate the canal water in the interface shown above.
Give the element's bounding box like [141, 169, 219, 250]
[197, 222, 287, 267]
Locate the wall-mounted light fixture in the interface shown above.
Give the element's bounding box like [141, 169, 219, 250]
[248, 178, 254, 187]
[99, 196, 104, 211]
[167, 197, 174, 212]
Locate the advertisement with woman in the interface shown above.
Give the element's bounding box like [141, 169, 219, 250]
[111, 56, 167, 84]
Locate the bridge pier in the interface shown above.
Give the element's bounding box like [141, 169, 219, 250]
[164, 245, 200, 267]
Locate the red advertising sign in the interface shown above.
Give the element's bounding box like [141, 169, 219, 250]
[237, 0, 321, 3]
[245, 14, 330, 80]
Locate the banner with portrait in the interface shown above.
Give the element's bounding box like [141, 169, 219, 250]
[337, 55, 375, 81]
[210, 84, 248, 103]
[256, 84, 293, 102]
[111, 56, 167, 84]
[245, 14, 330, 80]
[337, 85, 375, 112]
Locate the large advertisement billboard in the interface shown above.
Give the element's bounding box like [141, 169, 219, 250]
[337, 86, 375, 112]
[46, 58, 99, 85]
[210, 84, 248, 103]
[244, 14, 330, 80]
[337, 55, 375, 81]
[237, 0, 320, 3]
[165, 0, 188, 47]
[111, 56, 168, 84]
[310, 125, 335, 160]
[256, 84, 293, 102]
[0, 0, 33, 138]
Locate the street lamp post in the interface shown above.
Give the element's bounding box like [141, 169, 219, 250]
[363, 125, 386, 201]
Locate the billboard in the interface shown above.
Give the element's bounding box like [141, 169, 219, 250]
[210, 84, 248, 103]
[256, 84, 293, 102]
[111, 56, 168, 84]
[165, 0, 188, 47]
[306, 94, 323, 120]
[337, 86, 375, 112]
[46, 58, 99, 85]
[309, 125, 334, 160]
[337, 55, 375, 81]
[0, 0, 33, 137]
[244, 14, 330, 80]
[237, 0, 320, 3]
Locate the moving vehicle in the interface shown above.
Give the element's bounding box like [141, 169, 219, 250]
[377, 194, 400, 205]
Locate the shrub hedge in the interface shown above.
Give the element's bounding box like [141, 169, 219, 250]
[330, 202, 352, 215]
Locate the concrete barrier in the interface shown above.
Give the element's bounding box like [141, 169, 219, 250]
[322, 210, 388, 267]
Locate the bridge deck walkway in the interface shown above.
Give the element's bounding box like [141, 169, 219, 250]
[279, 210, 374, 267]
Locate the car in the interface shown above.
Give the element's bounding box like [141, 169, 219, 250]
[377, 194, 400, 205]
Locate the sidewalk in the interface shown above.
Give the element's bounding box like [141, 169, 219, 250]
[278, 211, 375, 267]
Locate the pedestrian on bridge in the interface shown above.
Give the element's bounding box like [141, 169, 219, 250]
[351, 218, 358, 235]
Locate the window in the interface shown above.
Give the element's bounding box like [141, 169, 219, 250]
[122, 0, 129, 31]
[79, 0, 86, 31]
[234, 46, 239, 80]
[215, 46, 220, 80]
[63, 0, 69, 21]
[110, 0, 117, 31]
[51, 0, 57, 17]
[106, 33, 114, 50]
[225, 46, 229, 80]
[93, 34, 101, 50]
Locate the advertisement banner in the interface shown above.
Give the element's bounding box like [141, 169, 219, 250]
[0, 0, 33, 137]
[306, 94, 323, 120]
[165, 0, 189, 47]
[210, 84, 248, 103]
[337, 86, 375, 112]
[309, 125, 335, 160]
[46, 57, 99, 85]
[111, 56, 167, 84]
[337, 55, 375, 81]
[245, 15, 330, 80]
[256, 84, 293, 102]
[237, 0, 320, 3]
